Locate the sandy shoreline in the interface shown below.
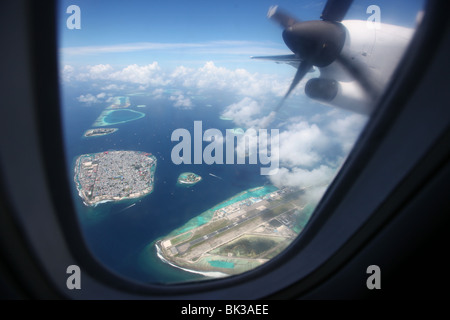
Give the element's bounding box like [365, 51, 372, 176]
[155, 241, 228, 279]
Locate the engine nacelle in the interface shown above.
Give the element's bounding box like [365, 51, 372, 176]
[305, 78, 373, 115]
[305, 78, 339, 101]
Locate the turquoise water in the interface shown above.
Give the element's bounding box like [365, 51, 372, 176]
[294, 203, 315, 234]
[171, 185, 278, 236]
[119, 97, 128, 105]
[208, 260, 235, 269]
[104, 109, 145, 125]
[213, 185, 278, 211]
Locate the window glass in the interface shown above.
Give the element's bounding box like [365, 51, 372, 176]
[58, 0, 425, 284]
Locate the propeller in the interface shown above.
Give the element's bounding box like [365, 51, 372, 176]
[321, 0, 354, 22]
[265, 1, 380, 119]
[275, 60, 312, 112]
[267, 5, 298, 29]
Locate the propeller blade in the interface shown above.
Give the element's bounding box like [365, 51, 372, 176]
[260, 61, 311, 128]
[275, 61, 313, 112]
[267, 5, 299, 29]
[337, 52, 381, 101]
[321, 0, 353, 22]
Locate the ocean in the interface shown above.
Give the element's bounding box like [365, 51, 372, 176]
[62, 88, 273, 284]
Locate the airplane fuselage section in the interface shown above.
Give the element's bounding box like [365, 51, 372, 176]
[313, 20, 414, 114]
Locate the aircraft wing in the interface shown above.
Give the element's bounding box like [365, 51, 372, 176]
[251, 54, 300, 68]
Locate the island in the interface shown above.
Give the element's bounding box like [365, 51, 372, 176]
[90, 96, 146, 127]
[83, 128, 118, 138]
[92, 109, 145, 127]
[176, 172, 202, 187]
[74, 150, 157, 206]
[152, 186, 314, 278]
[107, 96, 131, 109]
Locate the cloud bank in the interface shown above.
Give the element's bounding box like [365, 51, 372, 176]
[60, 40, 289, 57]
[221, 96, 368, 205]
[62, 61, 294, 99]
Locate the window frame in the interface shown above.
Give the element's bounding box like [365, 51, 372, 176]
[0, 0, 449, 299]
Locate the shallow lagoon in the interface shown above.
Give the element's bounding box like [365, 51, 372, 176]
[93, 109, 145, 127]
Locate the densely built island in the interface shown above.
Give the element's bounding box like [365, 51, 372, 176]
[153, 186, 314, 278]
[74, 150, 156, 206]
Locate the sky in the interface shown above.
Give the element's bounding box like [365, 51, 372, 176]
[58, 0, 424, 69]
[58, 0, 425, 204]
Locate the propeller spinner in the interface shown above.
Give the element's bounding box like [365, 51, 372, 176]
[268, 5, 348, 111]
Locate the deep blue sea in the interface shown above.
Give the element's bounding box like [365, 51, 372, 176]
[61, 88, 272, 284]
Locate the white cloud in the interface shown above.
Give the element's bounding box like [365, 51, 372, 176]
[109, 63, 166, 85]
[76, 92, 109, 105]
[221, 98, 264, 127]
[60, 42, 207, 55]
[151, 88, 164, 99]
[269, 165, 338, 204]
[60, 40, 289, 57]
[62, 62, 293, 101]
[100, 83, 126, 91]
[61, 65, 74, 82]
[270, 165, 337, 190]
[63, 64, 74, 73]
[77, 64, 113, 81]
[70, 63, 167, 87]
[326, 113, 367, 154]
[77, 93, 101, 105]
[276, 121, 329, 168]
[171, 62, 289, 97]
[169, 94, 193, 109]
[220, 99, 345, 203]
[265, 112, 367, 206]
[89, 64, 113, 75]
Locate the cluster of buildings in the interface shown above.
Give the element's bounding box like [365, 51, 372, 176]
[75, 151, 156, 206]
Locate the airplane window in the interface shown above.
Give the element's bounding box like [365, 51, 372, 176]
[57, 0, 425, 284]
